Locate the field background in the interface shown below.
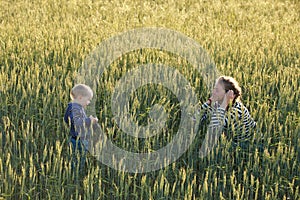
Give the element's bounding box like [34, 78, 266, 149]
[0, 0, 299, 199]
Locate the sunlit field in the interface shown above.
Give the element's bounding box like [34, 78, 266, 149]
[0, 0, 299, 199]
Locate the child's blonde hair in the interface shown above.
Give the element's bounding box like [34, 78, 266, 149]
[70, 84, 93, 100]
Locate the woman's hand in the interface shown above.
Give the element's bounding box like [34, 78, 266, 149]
[220, 90, 235, 109]
[206, 95, 216, 105]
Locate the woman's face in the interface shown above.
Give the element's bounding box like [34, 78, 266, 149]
[212, 81, 226, 103]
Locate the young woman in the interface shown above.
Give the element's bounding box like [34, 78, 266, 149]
[198, 76, 257, 148]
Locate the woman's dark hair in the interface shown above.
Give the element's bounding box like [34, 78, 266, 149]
[217, 76, 242, 104]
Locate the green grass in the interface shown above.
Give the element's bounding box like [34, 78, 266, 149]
[0, 0, 299, 199]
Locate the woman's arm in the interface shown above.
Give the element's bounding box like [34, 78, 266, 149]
[208, 90, 234, 133]
[227, 104, 256, 141]
[193, 100, 214, 123]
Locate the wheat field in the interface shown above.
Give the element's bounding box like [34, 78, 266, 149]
[0, 0, 299, 199]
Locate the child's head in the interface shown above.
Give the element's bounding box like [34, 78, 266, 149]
[70, 84, 93, 107]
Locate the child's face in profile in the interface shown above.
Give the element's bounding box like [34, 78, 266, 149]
[77, 95, 92, 108]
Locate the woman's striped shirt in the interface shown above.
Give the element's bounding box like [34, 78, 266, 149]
[198, 101, 256, 143]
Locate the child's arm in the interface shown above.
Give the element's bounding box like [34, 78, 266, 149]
[64, 111, 70, 124]
[64, 105, 72, 124]
[71, 107, 92, 137]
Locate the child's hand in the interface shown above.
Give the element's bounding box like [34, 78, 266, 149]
[90, 115, 98, 124]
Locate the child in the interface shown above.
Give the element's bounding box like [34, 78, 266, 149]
[64, 84, 98, 176]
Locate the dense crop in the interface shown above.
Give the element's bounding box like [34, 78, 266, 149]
[0, 0, 299, 199]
